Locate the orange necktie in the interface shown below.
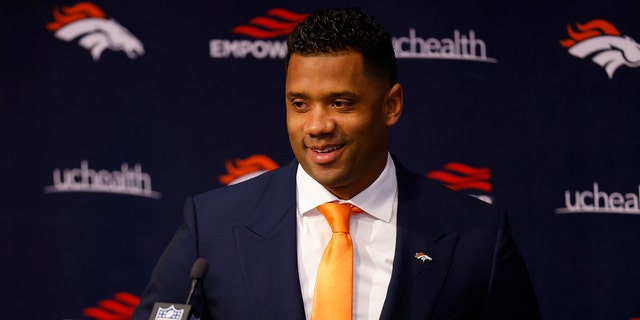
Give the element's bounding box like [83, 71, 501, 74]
[312, 202, 363, 320]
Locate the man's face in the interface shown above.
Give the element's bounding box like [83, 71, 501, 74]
[285, 52, 402, 199]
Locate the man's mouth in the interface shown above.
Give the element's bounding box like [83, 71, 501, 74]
[312, 144, 345, 153]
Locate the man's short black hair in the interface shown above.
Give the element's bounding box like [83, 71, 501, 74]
[286, 7, 397, 87]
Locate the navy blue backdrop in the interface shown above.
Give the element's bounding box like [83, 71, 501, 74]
[2, 0, 639, 319]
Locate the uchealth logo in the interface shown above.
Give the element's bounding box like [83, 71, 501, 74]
[47, 2, 144, 61]
[218, 154, 279, 185]
[555, 182, 640, 215]
[210, 8, 309, 59]
[210, 9, 496, 64]
[393, 28, 497, 63]
[43, 160, 161, 199]
[426, 162, 493, 204]
[560, 19, 640, 78]
[82, 291, 140, 320]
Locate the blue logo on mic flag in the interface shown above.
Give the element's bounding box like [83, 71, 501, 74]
[155, 305, 184, 320]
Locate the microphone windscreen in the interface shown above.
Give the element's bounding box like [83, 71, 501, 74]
[190, 258, 209, 280]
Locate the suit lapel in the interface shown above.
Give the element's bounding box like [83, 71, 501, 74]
[233, 161, 307, 319]
[380, 164, 458, 320]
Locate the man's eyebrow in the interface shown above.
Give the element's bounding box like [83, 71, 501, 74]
[326, 91, 359, 99]
[286, 91, 359, 100]
[286, 91, 308, 100]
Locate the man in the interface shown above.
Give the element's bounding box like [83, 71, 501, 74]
[133, 7, 540, 320]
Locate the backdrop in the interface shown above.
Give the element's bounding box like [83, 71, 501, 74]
[2, 0, 639, 319]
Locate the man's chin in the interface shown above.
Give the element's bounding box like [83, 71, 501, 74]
[306, 166, 345, 186]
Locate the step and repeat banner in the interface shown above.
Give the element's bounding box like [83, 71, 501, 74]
[1, 0, 639, 319]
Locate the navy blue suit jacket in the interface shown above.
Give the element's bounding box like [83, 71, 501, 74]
[133, 159, 540, 319]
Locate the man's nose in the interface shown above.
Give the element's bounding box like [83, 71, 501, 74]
[304, 106, 336, 137]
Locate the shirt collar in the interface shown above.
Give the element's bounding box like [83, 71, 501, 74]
[296, 153, 397, 222]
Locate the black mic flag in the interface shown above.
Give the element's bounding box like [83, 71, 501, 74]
[148, 258, 209, 320]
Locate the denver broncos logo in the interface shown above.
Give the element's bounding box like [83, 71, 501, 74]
[46, 2, 144, 61]
[218, 154, 279, 185]
[560, 19, 640, 78]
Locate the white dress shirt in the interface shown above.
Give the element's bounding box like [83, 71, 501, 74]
[296, 153, 398, 320]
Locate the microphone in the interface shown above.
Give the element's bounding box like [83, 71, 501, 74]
[149, 258, 209, 320]
[186, 258, 209, 305]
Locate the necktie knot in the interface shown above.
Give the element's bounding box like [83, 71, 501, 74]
[317, 202, 363, 233]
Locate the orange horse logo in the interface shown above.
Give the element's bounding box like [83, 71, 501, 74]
[47, 2, 144, 61]
[560, 19, 640, 78]
[218, 154, 279, 185]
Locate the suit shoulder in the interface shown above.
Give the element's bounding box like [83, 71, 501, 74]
[191, 162, 296, 210]
[406, 168, 493, 204]
[405, 171, 504, 227]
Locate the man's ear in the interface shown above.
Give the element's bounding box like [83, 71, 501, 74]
[384, 83, 403, 127]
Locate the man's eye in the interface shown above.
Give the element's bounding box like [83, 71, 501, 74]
[332, 101, 349, 108]
[293, 101, 305, 109]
